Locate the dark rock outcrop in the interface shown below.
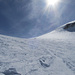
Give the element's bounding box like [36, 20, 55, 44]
[63, 22, 75, 32]
[2, 68, 21, 75]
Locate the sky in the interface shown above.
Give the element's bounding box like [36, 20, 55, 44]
[0, 0, 75, 38]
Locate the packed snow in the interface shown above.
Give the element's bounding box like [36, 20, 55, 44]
[0, 21, 75, 75]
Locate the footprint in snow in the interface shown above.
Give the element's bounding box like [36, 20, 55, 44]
[39, 56, 55, 68]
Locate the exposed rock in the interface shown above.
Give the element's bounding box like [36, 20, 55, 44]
[2, 68, 21, 75]
[63, 22, 75, 31]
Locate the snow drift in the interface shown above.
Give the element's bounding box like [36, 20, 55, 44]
[0, 21, 75, 75]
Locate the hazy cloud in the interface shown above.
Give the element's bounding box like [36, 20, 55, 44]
[0, 0, 75, 38]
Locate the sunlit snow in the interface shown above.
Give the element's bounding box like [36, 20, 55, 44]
[0, 21, 75, 75]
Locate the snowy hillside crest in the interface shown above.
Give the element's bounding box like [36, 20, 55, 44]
[63, 21, 75, 32]
[0, 21, 75, 75]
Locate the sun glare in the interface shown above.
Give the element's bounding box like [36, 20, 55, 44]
[46, 0, 59, 6]
[43, 0, 61, 15]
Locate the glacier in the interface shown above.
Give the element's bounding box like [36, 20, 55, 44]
[0, 21, 75, 75]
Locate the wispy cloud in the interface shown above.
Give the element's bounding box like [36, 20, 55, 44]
[29, 0, 75, 37]
[0, 0, 75, 38]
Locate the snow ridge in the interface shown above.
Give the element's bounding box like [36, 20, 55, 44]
[0, 21, 75, 75]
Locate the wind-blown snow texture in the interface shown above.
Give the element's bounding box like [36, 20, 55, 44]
[0, 21, 75, 75]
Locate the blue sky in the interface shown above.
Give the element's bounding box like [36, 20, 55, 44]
[0, 0, 75, 38]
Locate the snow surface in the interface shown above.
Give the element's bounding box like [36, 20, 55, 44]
[0, 21, 75, 75]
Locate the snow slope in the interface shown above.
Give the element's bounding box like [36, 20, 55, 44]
[0, 21, 75, 75]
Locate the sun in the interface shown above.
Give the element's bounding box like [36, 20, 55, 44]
[46, 0, 59, 6]
[44, 0, 61, 15]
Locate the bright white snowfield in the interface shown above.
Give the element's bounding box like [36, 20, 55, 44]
[0, 21, 75, 75]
